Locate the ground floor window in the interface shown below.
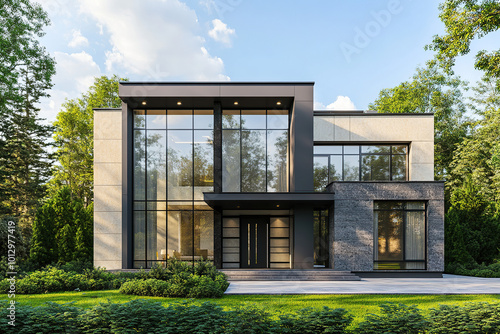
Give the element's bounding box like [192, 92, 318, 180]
[133, 202, 214, 268]
[313, 209, 329, 267]
[374, 201, 426, 270]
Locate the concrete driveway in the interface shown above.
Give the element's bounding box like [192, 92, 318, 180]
[225, 274, 500, 294]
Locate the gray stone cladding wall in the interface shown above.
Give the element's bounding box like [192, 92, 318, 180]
[326, 182, 445, 272]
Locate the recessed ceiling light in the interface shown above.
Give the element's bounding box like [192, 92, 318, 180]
[234, 101, 239, 105]
[141, 101, 147, 105]
[177, 101, 182, 105]
[276, 101, 282, 105]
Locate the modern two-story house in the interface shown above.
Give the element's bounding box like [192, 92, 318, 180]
[93, 82, 444, 276]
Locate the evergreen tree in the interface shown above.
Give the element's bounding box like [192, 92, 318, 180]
[0, 0, 56, 233]
[30, 187, 93, 266]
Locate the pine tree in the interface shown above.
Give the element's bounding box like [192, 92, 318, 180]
[0, 0, 56, 234]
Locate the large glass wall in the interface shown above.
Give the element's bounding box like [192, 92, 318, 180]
[133, 109, 214, 268]
[222, 110, 289, 192]
[373, 201, 426, 270]
[313, 145, 407, 191]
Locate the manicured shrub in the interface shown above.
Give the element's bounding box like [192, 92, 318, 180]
[81, 299, 167, 334]
[120, 274, 227, 298]
[224, 305, 278, 334]
[428, 302, 500, 334]
[0, 266, 130, 294]
[278, 306, 353, 334]
[0, 302, 82, 334]
[356, 303, 429, 334]
[163, 302, 228, 334]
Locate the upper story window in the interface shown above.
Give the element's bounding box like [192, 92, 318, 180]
[133, 109, 214, 201]
[313, 145, 407, 191]
[222, 110, 289, 192]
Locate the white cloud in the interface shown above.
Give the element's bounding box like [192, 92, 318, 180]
[79, 0, 228, 80]
[68, 29, 89, 48]
[325, 96, 357, 110]
[39, 51, 101, 124]
[208, 19, 235, 46]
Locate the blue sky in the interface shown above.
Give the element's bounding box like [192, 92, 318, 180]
[36, 0, 499, 123]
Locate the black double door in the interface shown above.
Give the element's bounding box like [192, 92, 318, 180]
[241, 216, 268, 268]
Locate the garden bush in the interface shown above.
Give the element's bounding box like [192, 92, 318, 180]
[278, 306, 353, 334]
[120, 274, 228, 298]
[0, 266, 129, 294]
[2, 300, 500, 333]
[428, 302, 500, 333]
[355, 303, 429, 334]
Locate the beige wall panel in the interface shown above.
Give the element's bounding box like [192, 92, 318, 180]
[94, 211, 122, 234]
[94, 163, 122, 186]
[313, 116, 334, 141]
[410, 141, 434, 164]
[94, 260, 122, 270]
[94, 233, 122, 261]
[94, 140, 122, 163]
[94, 112, 122, 140]
[333, 116, 350, 141]
[410, 164, 434, 181]
[94, 185, 122, 212]
[349, 116, 433, 142]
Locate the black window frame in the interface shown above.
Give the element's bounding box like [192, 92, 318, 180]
[373, 201, 427, 270]
[313, 144, 408, 190]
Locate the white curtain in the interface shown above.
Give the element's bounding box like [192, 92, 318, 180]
[405, 211, 425, 260]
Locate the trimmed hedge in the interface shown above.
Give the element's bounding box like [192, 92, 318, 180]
[0, 259, 229, 298]
[1, 300, 499, 333]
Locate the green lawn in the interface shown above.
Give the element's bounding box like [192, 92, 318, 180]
[2, 291, 499, 325]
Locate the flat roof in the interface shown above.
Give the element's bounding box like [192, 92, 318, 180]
[120, 81, 315, 85]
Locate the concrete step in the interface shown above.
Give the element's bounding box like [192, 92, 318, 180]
[220, 269, 361, 281]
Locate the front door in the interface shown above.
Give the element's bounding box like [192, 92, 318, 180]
[241, 216, 268, 268]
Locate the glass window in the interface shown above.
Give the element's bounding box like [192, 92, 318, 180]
[392, 154, 407, 181]
[194, 130, 214, 200]
[195, 211, 214, 260]
[147, 110, 167, 129]
[194, 110, 213, 129]
[267, 110, 288, 129]
[133, 109, 215, 268]
[241, 110, 266, 129]
[222, 110, 289, 193]
[344, 155, 359, 181]
[344, 145, 359, 154]
[313, 210, 329, 267]
[241, 130, 266, 192]
[167, 211, 193, 261]
[329, 155, 342, 181]
[374, 201, 426, 270]
[146, 130, 167, 201]
[313, 156, 329, 192]
[134, 211, 146, 263]
[134, 130, 146, 200]
[267, 130, 288, 192]
[134, 110, 145, 128]
[222, 130, 240, 192]
[167, 110, 192, 129]
[167, 130, 193, 200]
[223, 110, 240, 129]
[313, 144, 408, 187]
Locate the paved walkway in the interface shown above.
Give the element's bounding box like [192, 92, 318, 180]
[225, 274, 500, 294]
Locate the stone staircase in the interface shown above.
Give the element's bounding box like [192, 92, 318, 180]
[220, 269, 361, 281]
